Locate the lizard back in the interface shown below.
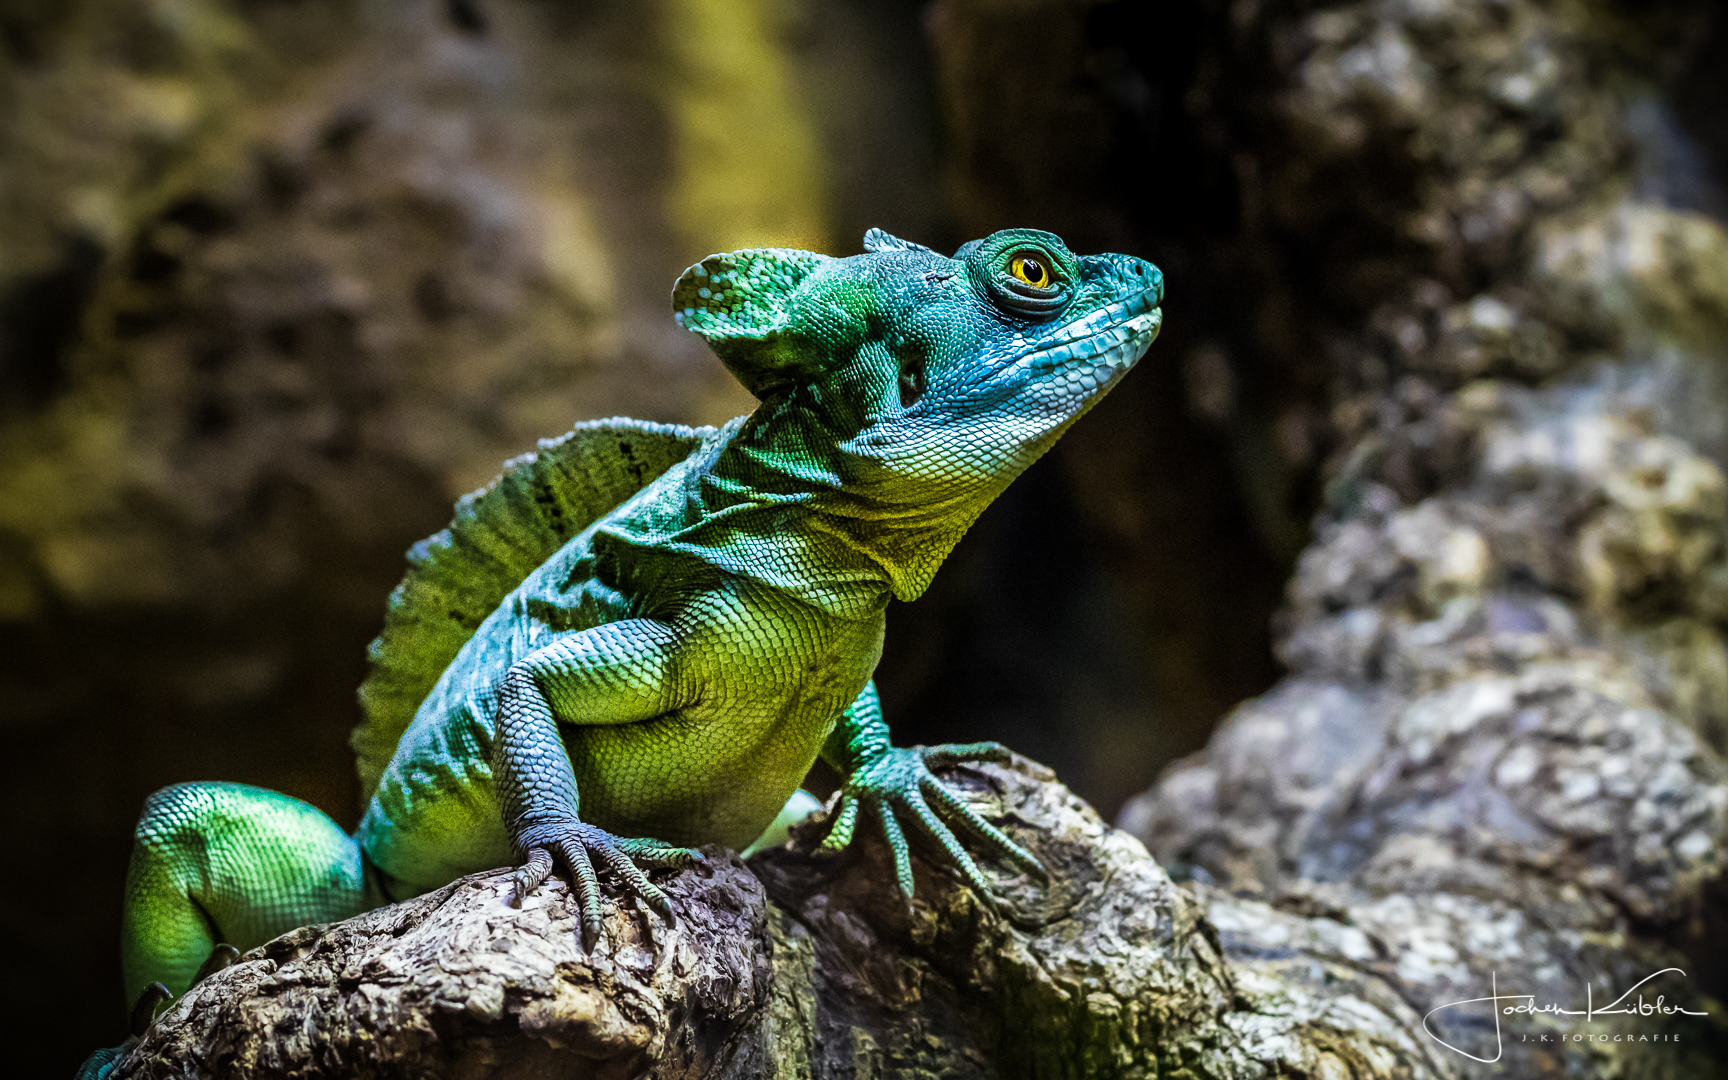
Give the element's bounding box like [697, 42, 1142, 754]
[352, 417, 714, 802]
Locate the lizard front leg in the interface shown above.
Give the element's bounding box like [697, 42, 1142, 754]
[492, 618, 704, 949]
[816, 681, 1046, 905]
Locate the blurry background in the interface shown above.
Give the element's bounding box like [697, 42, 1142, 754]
[2, 0, 1725, 1073]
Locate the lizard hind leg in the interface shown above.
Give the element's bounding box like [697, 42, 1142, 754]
[120, 782, 375, 1002]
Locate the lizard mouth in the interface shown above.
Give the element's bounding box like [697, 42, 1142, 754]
[1000, 286, 1163, 398]
[1030, 286, 1161, 369]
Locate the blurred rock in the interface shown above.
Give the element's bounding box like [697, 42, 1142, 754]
[1118, 0, 1728, 1072]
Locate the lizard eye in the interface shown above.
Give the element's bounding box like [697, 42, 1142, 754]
[990, 246, 1067, 318]
[1009, 253, 1052, 289]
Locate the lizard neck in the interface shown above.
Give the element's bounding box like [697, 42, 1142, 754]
[697, 404, 990, 605]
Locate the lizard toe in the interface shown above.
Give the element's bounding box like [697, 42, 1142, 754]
[75, 1041, 137, 1080]
[192, 943, 241, 986]
[514, 821, 692, 951]
[509, 847, 556, 907]
[129, 981, 172, 1037]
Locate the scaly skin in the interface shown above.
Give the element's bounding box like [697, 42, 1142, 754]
[81, 228, 1161, 1075]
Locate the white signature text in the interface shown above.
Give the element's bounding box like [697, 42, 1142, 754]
[1422, 968, 1710, 1062]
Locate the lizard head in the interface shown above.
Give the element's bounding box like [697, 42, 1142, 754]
[673, 227, 1162, 595]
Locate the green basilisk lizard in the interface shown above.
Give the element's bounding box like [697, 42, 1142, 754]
[81, 227, 1162, 1075]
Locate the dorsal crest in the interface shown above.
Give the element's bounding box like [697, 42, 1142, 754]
[351, 417, 711, 801]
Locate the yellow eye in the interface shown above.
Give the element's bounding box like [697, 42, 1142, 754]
[1009, 253, 1053, 289]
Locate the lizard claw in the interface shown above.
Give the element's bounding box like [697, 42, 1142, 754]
[192, 943, 241, 985]
[509, 819, 701, 951]
[129, 981, 172, 1036]
[508, 847, 556, 908]
[918, 743, 1047, 882]
[819, 743, 1045, 903]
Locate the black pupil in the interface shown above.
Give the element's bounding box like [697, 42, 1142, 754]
[1021, 258, 1045, 284]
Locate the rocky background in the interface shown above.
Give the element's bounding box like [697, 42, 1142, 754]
[5, 0, 1728, 1075]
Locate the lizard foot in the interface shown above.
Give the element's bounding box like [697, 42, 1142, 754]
[509, 820, 704, 950]
[74, 979, 171, 1080]
[818, 742, 1046, 906]
[76, 944, 237, 1078]
[75, 1042, 134, 1080]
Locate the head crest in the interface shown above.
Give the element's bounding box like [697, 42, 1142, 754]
[672, 247, 833, 399]
[862, 228, 937, 255]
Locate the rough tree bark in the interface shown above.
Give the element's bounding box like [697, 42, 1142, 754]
[107, 750, 1728, 1078]
[110, 758, 1456, 1079]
